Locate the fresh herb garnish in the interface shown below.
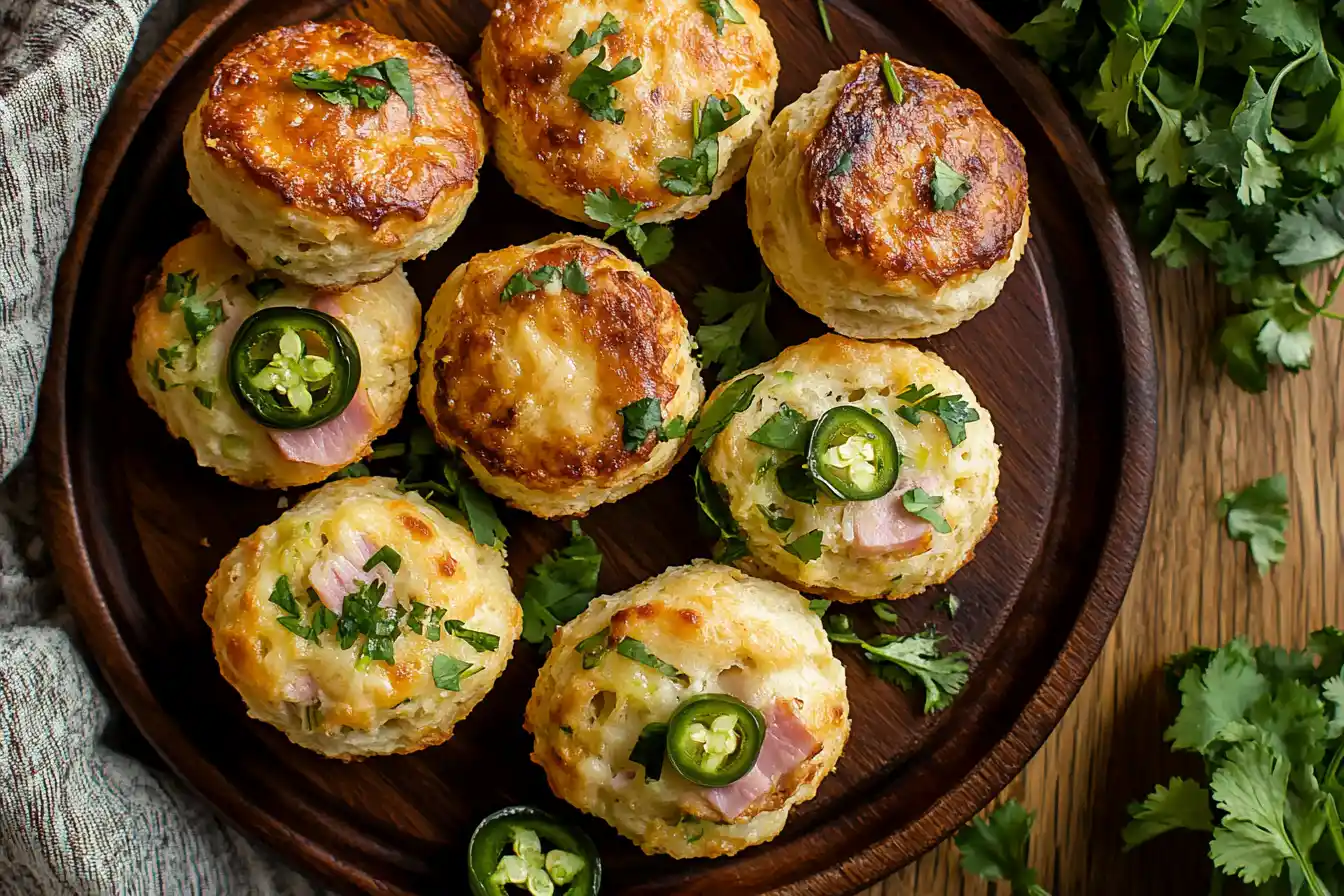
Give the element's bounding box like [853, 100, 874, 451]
[699, 0, 745, 34]
[937, 592, 960, 619]
[895, 383, 980, 446]
[1216, 473, 1290, 575]
[156, 344, 185, 370]
[776, 456, 818, 505]
[872, 601, 900, 625]
[160, 271, 198, 312]
[758, 504, 795, 533]
[576, 627, 613, 669]
[825, 613, 970, 713]
[1013, 1, 1344, 392]
[521, 521, 603, 650]
[583, 188, 675, 266]
[619, 397, 663, 450]
[444, 620, 500, 653]
[931, 156, 970, 211]
[1122, 631, 1344, 895]
[363, 545, 402, 575]
[616, 637, 689, 683]
[784, 529, 825, 562]
[291, 57, 414, 113]
[902, 487, 952, 533]
[659, 95, 749, 196]
[748, 404, 814, 453]
[193, 387, 214, 409]
[569, 47, 641, 123]
[159, 269, 224, 344]
[955, 800, 1052, 896]
[693, 268, 778, 382]
[336, 579, 403, 661]
[500, 260, 588, 302]
[808, 598, 832, 615]
[246, 277, 284, 301]
[432, 654, 479, 691]
[880, 54, 904, 103]
[694, 463, 749, 563]
[630, 722, 669, 780]
[690, 373, 764, 450]
[816, 0, 834, 42]
[568, 12, 621, 56]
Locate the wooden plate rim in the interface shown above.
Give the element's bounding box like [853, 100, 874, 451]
[35, 0, 1157, 893]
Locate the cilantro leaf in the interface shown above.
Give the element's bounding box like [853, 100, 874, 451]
[1216, 474, 1290, 575]
[1268, 192, 1344, 267]
[1122, 777, 1214, 849]
[444, 620, 500, 653]
[895, 383, 980, 446]
[880, 54, 904, 103]
[748, 404, 814, 452]
[576, 627, 614, 669]
[826, 617, 969, 713]
[292, 60, 410, 111]
[246, 277, 284, 301]
[619, 397, 664, 451]
[432, 654, 478, 691]
[783, 529, 824, 562]
[902, 488, 952, 534]
[693, 462, 748, 562]
[568, 12, 621, 56]
[699, 0, 744, 34]
[583, 188, 674, 265]
[693, 268, 778, 382]
[690, 373, 763, 451]
[1208, 743, 1298, 886]
[160, 270, 197, 312]
[615, 637, 688, 682]
[776, 456, 818, 505]
[1164, 641, 1269, 753]
[659, 95, 748, 196]
[363, 545, 401, 574]
[630, 722, 668, 780]
[757, 504, 794, 533]
[520, 522, 603, 649]
[931, 156, 970, 210]
[568, 46, 641, 123]
[955, 800, 1051, 896]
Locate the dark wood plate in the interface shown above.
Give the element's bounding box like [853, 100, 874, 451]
[37, 0, 1155, 892]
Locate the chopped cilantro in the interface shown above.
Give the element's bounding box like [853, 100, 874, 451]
[776, 456, 818, 505]
[521, 521, 603, 650]
[1216, 473, 1290, 575]
[363, 545, 402, 574]
[902, 487, 952, 533]
[895, 383, 981, 446]
[432, 654, 478, 691]
[783, 529, 824, 562]
[616, 637, 688, 682]
[690, 373, 763, 451]
[748, 404, 814, 453]
[955, 800, 1051, 896]
[881, 54, 904, 103]
[659, 95, 749, 196]
[930, 156, 970, 211]
[825, 614, 969, 713]
[569, 47, 641, 123]
[444, 620, 500, 653]
[292, 57, 413, 113]
[568, 12, 621, 56]
[246, 277, 284, 301]
[699, 0, 745, 34]
[630, 722, 668, 780]
[693, 268, 777, 382]
[583, 188, 674, 265]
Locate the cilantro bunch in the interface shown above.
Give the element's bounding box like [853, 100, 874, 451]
[1123, 629, 1344, 894]
[1015, 0, 1344, 392]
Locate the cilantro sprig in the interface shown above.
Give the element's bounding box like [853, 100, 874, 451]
[520, 521, 603, 650]
[569, 46, 641, 123]
[895, 382, 980, 446]
[159, 269, 224, 344]
[659, 95, 749, 197]
[1013, 0, 1344, 392]
[693, 267, 779, 382]
[568, 13, 621, 56]
[1122, 631, 1344, 896]
[824, 610, 969, 713]
[500, 260, 588, 302]
[1216, 473, 1290, 575]
[699, 0, 745, 35]
[955, 800, 1052, 896]
[618, 397, 686, 450]
[292, 58, 414, 113]
[584, 188, 675, 266]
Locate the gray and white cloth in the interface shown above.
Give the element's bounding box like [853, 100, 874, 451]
[0, 1, 321, 892]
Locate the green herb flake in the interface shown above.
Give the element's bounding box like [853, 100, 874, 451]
[902, 487, 952, 533]
[568, 12, 621, 56]
[160, 270, 198, 312]
[776, 456, 818, 505]
[693, 268, 777, 382]
[784, 529, 824, 562]
[292, 57, 413, 113]
[619, 397, 664, 451]
[937, 592, 960, 619]
[748, 404, 814, 453]
[758, 504, 794, 533]
[363, 545, 402, 575]
[895, 383, 980, 446]
[881, 54, 904, 104]
[955, 800, 1050, 896]
[1216, 474, 1290, 575]
[246, 277, 284, 301]
[569, 46, 641, 123]
[431, 655, 478, 691]
[268, 575, 301, 616]
[193, 386, 214, 409]
[699, 0, 745, 34]
[629, 722, 669, 780]
[826, 617, 969, 713]
[616, 637, 689, 683]
[694, 463, 748, 563]
[575, 626, 614, 669]
[583, 188, 674, 265]
[444, 620, 500, 653]
[521, 521, 604, 650]
[690, 373, 764, 451]
[659, 94, 749, 197]
[930, 156, 970, 211]
[808, 598, 832, 616]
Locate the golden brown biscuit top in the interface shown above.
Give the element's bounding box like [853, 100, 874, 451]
[199, 20, 485, 228]
[803, 55, 1029, 287]
[430, 237, 690, 486]
[477, 0, 777, 210]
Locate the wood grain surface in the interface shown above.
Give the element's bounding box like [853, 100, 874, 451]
[36, 0, 1159, 893]
[867, 265, 1344, 894]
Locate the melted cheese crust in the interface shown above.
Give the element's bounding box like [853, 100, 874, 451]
[476, 0, 779, 223]
[702, 335, 1000, 601]
[204, 477, 521, 759]
[526, 562, 848, 858]
[199, 19, 485, 227]
[127, 227, 420, 488]
[418, 234, 703, 517]
[748, 56, 1030, 338]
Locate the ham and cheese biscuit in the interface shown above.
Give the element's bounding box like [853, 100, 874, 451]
[476, 0, 779, 225]
[205, 477, 519, 759]
[747, 54, 1030, 338]
[417, 234, 703, 518]
[184, 19, 487, 288]
[128, 227, 420, 488]
[700, 335, 999, 601]
[525, 562, 849, 858]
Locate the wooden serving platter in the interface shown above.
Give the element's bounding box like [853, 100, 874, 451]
[37, 0, 1156, 892]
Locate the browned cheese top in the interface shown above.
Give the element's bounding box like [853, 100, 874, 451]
[803, 55, 1029, 287]
[199, 20, 486, 227]
[430, 237, 691, 487]
[477, 0, 777, 210]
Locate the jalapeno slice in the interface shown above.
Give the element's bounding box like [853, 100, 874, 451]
[227, 306, 360, 429]
[806, 406, 900, 501]
[468, 806, 601, 896]
[666, 694, 766, 787]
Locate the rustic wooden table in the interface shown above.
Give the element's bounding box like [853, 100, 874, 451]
[867, 265, 1343, 894]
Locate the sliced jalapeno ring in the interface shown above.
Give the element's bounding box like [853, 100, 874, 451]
[806, 405, 900, 501]
[468, 806, 602, 896]
[666, 694, 766, 787]
[227, 306, 361, 430]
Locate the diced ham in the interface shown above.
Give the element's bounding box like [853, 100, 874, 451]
[285, 674, 317, 703]
[305, 532, 395, 614]
[269, 389, 375, 467]
[840, 474, 940, 558]
[702, 701, 821, 821]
